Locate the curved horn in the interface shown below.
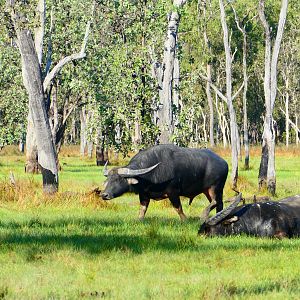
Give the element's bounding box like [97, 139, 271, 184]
[103, 161, 109, 177]
[206, 193, 242, 226]
[117, 163, 160, 177]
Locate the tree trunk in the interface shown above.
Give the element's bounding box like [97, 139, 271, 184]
[96, 142, 109, 166]
[215, 96, 227, 148]
[232, 7, 250, 169]
[157, 0, 187, 144]
[296, 115, 299, 146]
[17, 29, 58, 193]
[79, 107, 87, 156]
[133, 108, 142, 149]
[18, 132, 25, 153]
[285, 79, 289, 147]
[258, 0, 288, 195]
[206, 63, 215, 148]
[202, 1, 215, 147]
[24, 0, 45, 174]
[219, 0, 239, 189]
[25, 113, 39, 173]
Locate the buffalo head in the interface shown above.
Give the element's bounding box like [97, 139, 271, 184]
[101, 162, 159, 200]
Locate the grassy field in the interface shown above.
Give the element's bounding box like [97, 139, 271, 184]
[0, 146, 300, 299]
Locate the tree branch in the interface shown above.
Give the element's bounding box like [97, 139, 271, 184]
[43, 19, 91, 91]
[34, 0, 45, 66]
[45, 6, 54, 76]
[199, 73, 228, 103]
[232, 82, 245, 101]
[231, 47, 237, 62]
[280, 107, 300, 133]
[63, 98, 81, 125]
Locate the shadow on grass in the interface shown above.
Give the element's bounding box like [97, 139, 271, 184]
[224, 278, 300, 296]
[0, 216, 300, 256]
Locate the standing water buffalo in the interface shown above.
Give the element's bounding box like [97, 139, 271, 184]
[101, 144, 228, 220]
[199, 194, 300, 238]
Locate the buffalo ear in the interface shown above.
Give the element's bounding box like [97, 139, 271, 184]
[223, 216, 239, 225]
[127, 178, 139, 185]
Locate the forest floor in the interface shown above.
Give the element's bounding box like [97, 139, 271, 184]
[0, 145, 300, 299]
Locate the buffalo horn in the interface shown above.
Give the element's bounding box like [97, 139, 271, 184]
[206, 193, 242, 226]
[103, 161, 109, 177]
[117, 163, 160, 177]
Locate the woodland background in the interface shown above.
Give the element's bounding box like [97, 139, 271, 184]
[0, 0, 299, 193]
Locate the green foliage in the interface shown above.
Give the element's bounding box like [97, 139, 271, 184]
[0, 26, 27, 146]
[1, 0, 300, 152]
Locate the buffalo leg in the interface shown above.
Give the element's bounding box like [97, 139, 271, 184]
[215, 190, 224, 213]
[139, 195, 150, 220]
[201, 188, 217, 220]
[169, 195, 187, 221]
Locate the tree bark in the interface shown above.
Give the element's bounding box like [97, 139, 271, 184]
[232, 6, 250, 169]
[157, 0, 187, 144]
[23, 2, 91, 172]
[25, 113, 39, 173]
[96, 132, 109, 166]
[219, 0, 240, 189]
[258, 0, 288, 195]
[79, 107, 87, 156]
[24, 0, 45, 173]
[201, 0, 215, 147]
[296, 115, 299, 146]
[17, 29, 58, 193]
[283, 75, 290, 147]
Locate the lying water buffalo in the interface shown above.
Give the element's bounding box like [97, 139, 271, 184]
[101, 144, 228, 220]
[199, 193, 300, 238]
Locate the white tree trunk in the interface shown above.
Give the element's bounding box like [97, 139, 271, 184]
[25, 113, 39, 173]
[202, 1, 215, 147]
[232, 6, 250, 169]
[258, 0, 288, 195]
[80, 107, 87, 156]
[206, 63, 215, 147]
[17, 29, 58, 193]
[296, 115, 299, 146]
[24, 1, 91, 171]
[157, 0, 187, 144]
[34, 0, 45, 66]
[215, 96, 227, 148]
[219, 0, 239, 189]
[285, 78, 289, 147]
[25, 0, 45, 173]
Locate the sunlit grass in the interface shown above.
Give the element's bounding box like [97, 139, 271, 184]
[0, 145, 300, 298]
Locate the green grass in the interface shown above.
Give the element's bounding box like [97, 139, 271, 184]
[0, 148, 300, 299]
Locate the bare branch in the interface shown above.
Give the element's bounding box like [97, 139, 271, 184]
[199, 73, 228, 103]
[270, 0, 289, 110]
[280, 107, 300, 133]
[80, 20, 91, 56]
[63, 98, 81, 125]
[231, 4, 245, 34]
[232, 82, 245, 101]
[43, 10, 93, 91]
[173, 0, 188, 6]
[231, 47, 237, 62]
[34, 0, 45, 66]
[45, 6, 54, 76]
[43, 52, 86, 91]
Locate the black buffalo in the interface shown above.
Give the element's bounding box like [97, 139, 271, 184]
[101, 144, 228, 220]
[199, 193, 300, 238]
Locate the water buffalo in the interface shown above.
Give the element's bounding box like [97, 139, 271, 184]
[101, 144, 228, 220]
[199, 193, 300, 238]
